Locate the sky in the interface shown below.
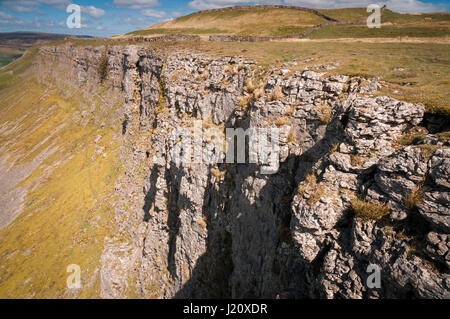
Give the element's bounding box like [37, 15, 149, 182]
[0, 0, 449, 37]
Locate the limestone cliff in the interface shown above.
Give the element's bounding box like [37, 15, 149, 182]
[36, 43, 450, 299]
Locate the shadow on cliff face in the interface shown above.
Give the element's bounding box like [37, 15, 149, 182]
[142, 107, 353, 299]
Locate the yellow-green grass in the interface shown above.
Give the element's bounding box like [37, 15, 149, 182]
[309, 24, 450, 39]
[320, 8, 450, 24]
[130, 7, 327, 37]
[0, 56, 124, 298]
[0, 47, 38, 90]
[0, 48, 23, 68]
[128, 7, 450, 38]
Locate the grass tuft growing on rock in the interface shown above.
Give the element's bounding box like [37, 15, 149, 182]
[405, 186, 424, 211]
[317, 103, 332, 124]
[415, 144, 440, 161]
[98, 51, 109, 83]
[351, 197, 390, 221]
[397, 126, 429, 146]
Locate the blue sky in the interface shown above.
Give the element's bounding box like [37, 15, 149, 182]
[0, 0, 449, 37]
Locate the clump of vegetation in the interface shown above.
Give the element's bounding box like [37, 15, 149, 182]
[296, 174, 330, 206]
[350, 154, 366, 166]
[253, 87, 265, 100]
[274, 116, 291, 127]
[405, 186, 424, 211]
[156, 61, 169, 114]
[238, 94, 253, 111]
[171, 69, 190, 82]
[330, 143, 340, 153]
[415, 144, 439, 161]
[211, 167, 226, 181]
[308, 183, 328, 206]
[437, 131, 450, 142]
[397, 126, 429, 146]
[268, 85, 285, 101]
[284, 104, 296, 117]
[297, 173, 317, 196]
[287, 130, 297, 143]
[351, 197, 390, 221]
[98, 51, 109, 83]
[195, 69, 209, 81]
[317, 103, 332, 124]
[197, 217, 208, 230]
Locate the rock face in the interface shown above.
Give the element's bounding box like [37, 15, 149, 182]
[37, 44, 450, 299]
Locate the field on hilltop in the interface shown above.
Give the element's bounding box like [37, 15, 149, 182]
[126, 5, 450, 38]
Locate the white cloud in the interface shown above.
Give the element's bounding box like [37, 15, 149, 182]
[141, 9, 166, 18]
[39, 0, 71, 10]
[114, 0, 160, 10]
[0, 10, 25, 25]
[121, 16, 148, 26]
[1, 0, 71, 12]
[0, 11, 13, 20]
[82, 6, 106, 19]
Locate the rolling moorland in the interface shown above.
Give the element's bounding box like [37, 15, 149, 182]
[0, 6, 449, 299]
[128, 6, 450, 38]
[0, 32, 92, 68]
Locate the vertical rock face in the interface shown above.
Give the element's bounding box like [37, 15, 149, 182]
[37, 44, 449, 299]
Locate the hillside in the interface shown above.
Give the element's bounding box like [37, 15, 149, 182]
[127, 5, 450, 38]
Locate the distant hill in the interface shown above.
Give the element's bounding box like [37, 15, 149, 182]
[126, 5, 450, 38]
[0, 32, 93, 50]
[0, 32, 93, 67]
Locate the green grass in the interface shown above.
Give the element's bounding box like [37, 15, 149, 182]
[132, 7, 326, 37]
[320, 8, 450, 24]
[309, 25, 450, 39]
[128, 7, 450, 38]
[0, 56, 20, 68]
[0, 47, 38, 90]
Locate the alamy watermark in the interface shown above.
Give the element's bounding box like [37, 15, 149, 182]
[66, 4, 81, 29]
[367, 4, 382, 29]
[366, 264, 381, 289]
[171, 120, 280, 175]
[66, 264, 82, 289]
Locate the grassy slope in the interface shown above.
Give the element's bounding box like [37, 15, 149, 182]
[128, 7, 449, 38]
[0, 48, 23, 68]
[0, 51, 124, 298]
[129, 7, 327, 36]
